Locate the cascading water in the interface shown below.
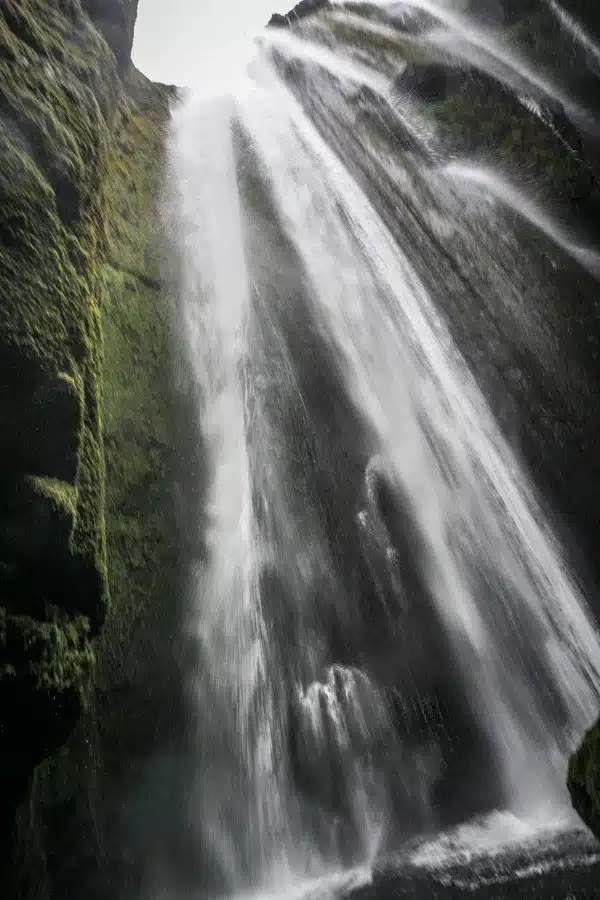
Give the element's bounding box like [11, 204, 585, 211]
[163, 9, 600, 899]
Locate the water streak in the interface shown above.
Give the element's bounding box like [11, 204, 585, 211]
[443, 162, 600, 276]
[369, 0, 589, 122]
[259, 28, 391, 94]
[164, 23, 600, 899]
[547, 0, 600, 71]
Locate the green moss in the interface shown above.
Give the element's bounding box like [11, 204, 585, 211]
[25, 476, 78, 519]
[568, 718, 600, 839]
[91, 73, 181, 776]
[0, 0, 119, 659]
[425, 74, 599, 214]
[0, 611, 94, 695]
[0, 0, 182, 893]
[0, 1, 141, 890]
[20, 64, 182, 896]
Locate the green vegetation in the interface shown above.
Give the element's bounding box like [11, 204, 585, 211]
[17, 64, 182, 897]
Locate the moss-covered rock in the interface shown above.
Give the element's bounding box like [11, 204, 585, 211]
[0, 0, 117, 863]
[8, 59, 182, 899]
[568, 720, 600, 840]
[427, 71, 600, 223]
[0, 0, 175, 892]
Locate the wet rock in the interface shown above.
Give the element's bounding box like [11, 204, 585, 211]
[81, 0, 139, 74]
[561, 0, 600, 39]
[393, 61, 469, 104]
[394, 59, 600, 232]
[387, 3, 439, 33]
[469, 0, 540, 26]
[568, 718, 600, 840]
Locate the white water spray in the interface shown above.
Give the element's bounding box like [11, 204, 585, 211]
[162, 17, 600, 898]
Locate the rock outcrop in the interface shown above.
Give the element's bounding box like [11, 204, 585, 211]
[569, 721, 600, 841]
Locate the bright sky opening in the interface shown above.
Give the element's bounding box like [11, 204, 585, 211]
[133, 0, 290, 87]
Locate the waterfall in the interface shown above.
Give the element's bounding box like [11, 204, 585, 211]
[163, 21, 600, 900]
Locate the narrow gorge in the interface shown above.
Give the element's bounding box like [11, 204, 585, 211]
[3, 1, 600, 898]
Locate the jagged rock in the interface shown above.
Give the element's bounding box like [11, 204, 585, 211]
[268, 12, 289, 27]
[393, 57, 600, 229]
[0, 0, 117, 832]
[268, 0, 330, 28]
[12, 61, 181, 899]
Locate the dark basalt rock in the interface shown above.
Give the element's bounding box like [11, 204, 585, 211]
[394, 58, 600, 231]
[0, 0, 119, 867]
[82, 0, 139, 74]
[268, 12, 289, 27]
[561, 0, 600, 39]
[568, 719, 600, 841]
[393, 61, 469, 105]
[389, 0, 538, 32]
[469, 0, 540, 26]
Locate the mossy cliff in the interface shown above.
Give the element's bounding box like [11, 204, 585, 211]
[0, 0, 181, 894]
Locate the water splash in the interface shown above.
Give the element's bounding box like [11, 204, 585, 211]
[259, 28, 391, 94]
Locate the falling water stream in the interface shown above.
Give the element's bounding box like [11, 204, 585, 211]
[163, 4, 600, 898]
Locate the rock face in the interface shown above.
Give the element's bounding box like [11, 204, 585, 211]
[0, 0, 119, 868]
[568, 721, 600, 841]
[468, 0, 539, 26]
[0, 0, 180, 894]
[82, 0, 140, 73]
[272, 0, 600, 844]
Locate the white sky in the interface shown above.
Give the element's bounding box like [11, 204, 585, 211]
[133, 0, 290, 86]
